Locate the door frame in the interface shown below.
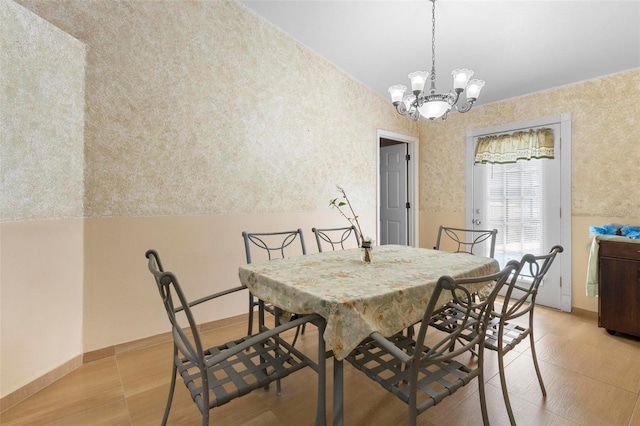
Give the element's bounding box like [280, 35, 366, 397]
[377, 129, 419, 247]
[465, 113, 572, 312]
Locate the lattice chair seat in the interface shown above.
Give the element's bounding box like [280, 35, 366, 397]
[347, 333, 478, 409]
[483, 317, 529, 352]
[176, 317, 313, 411]
[430, 302, 529, 350]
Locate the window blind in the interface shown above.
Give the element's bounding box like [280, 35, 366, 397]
[483, 158, 548, 270]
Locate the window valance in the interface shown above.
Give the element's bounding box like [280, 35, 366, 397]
[474, 128, 554, 164]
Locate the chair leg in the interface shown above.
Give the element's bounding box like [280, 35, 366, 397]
[528, 329, 547, 397]
[290, 324, 302, 348]
[477, 345, 490, 426]
[497, 339, 517, 426]
[315, 319, 327, 426]
[201, 365, 210, 426]
[247, 293, 254, 336]
[258, 300, 266, 332]
[405, 377, 417, 426]
[162, 355, 178, 426]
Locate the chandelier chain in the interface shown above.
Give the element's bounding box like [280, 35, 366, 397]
[431, 0, 436, 82]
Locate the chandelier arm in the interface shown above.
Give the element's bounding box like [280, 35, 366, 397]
[447, 90, 461, 106]
[454, 100, 476, 113]
[395, 102, 409, 115]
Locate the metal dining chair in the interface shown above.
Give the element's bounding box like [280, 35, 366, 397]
[144, 250, 326, 426]
[345, 261, 520, 426]
[403, 224, 499, 341]
[241, 229, 307, 336]
[311, 225, 360, 252]
[430, 245, 563, 425]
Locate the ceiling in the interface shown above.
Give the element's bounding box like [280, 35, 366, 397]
[239, 0, 640, 106]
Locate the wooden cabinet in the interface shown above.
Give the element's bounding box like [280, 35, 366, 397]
[598, 240, 640, 337]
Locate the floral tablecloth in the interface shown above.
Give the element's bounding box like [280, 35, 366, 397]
[238, 244, 499, 360]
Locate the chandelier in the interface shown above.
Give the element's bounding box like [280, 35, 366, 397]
[388, 0, 485, 121]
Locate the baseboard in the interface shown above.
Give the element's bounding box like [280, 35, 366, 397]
[113, 313, 248, 357]
[1, 313, 248, 414]
[570, 306, 598, 319]
[0, 355, 83, 413]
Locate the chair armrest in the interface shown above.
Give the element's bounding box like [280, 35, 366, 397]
[369, 332, 412, 364]
[175, 285, 247, 312]
[204, 314, 323, 367]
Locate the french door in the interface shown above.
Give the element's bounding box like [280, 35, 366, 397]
[469, 122, 564, 310]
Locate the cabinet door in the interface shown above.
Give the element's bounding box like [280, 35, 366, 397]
[599, 256, 640, 336]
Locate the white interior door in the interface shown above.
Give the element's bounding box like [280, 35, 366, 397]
[380, 143, 408, 245]
[471, 123, 563, 309]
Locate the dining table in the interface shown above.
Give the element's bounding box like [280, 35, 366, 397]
[238, 244, 500, 425]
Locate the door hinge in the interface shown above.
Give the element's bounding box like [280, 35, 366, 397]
[560, 276, 563, 287]
[405, 154, 410, 161]
[406, 202, 411, 209]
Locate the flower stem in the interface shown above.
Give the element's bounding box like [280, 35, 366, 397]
[335, 185, 365, 242]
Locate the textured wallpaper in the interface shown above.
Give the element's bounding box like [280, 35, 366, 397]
[418, 68, 640, 216]
[10, 0, 637, 220]
[1, 0, 85, 222]
[14, 0, 415, 218]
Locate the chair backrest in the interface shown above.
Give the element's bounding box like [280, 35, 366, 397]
[311, 226, 361, 252]
[435, 225, 498, 258]
[242, 229, 306, 264]
[499, 245, 563, 321]
[145, 250, 204, 367]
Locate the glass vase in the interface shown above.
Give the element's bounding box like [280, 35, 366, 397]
[361, 240, 372, 263]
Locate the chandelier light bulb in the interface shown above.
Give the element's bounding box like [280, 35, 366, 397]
[408, 71, 429, 93]
[466, 79, 485, 100]
[388, 85, 407, 104]
[452, 68, 474, 91]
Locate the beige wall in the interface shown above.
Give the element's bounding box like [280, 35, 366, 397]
[83, 210, 376, 351]
[0, 220, 84, 397]
[1, 0, 85, 397]
[16, 0, 415, 218]
[417, 68, 640, 312]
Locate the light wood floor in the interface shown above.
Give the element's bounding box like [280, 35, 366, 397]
[2, 306, 640, 425]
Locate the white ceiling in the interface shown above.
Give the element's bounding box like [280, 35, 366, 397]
[239, 0, 640, 106]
